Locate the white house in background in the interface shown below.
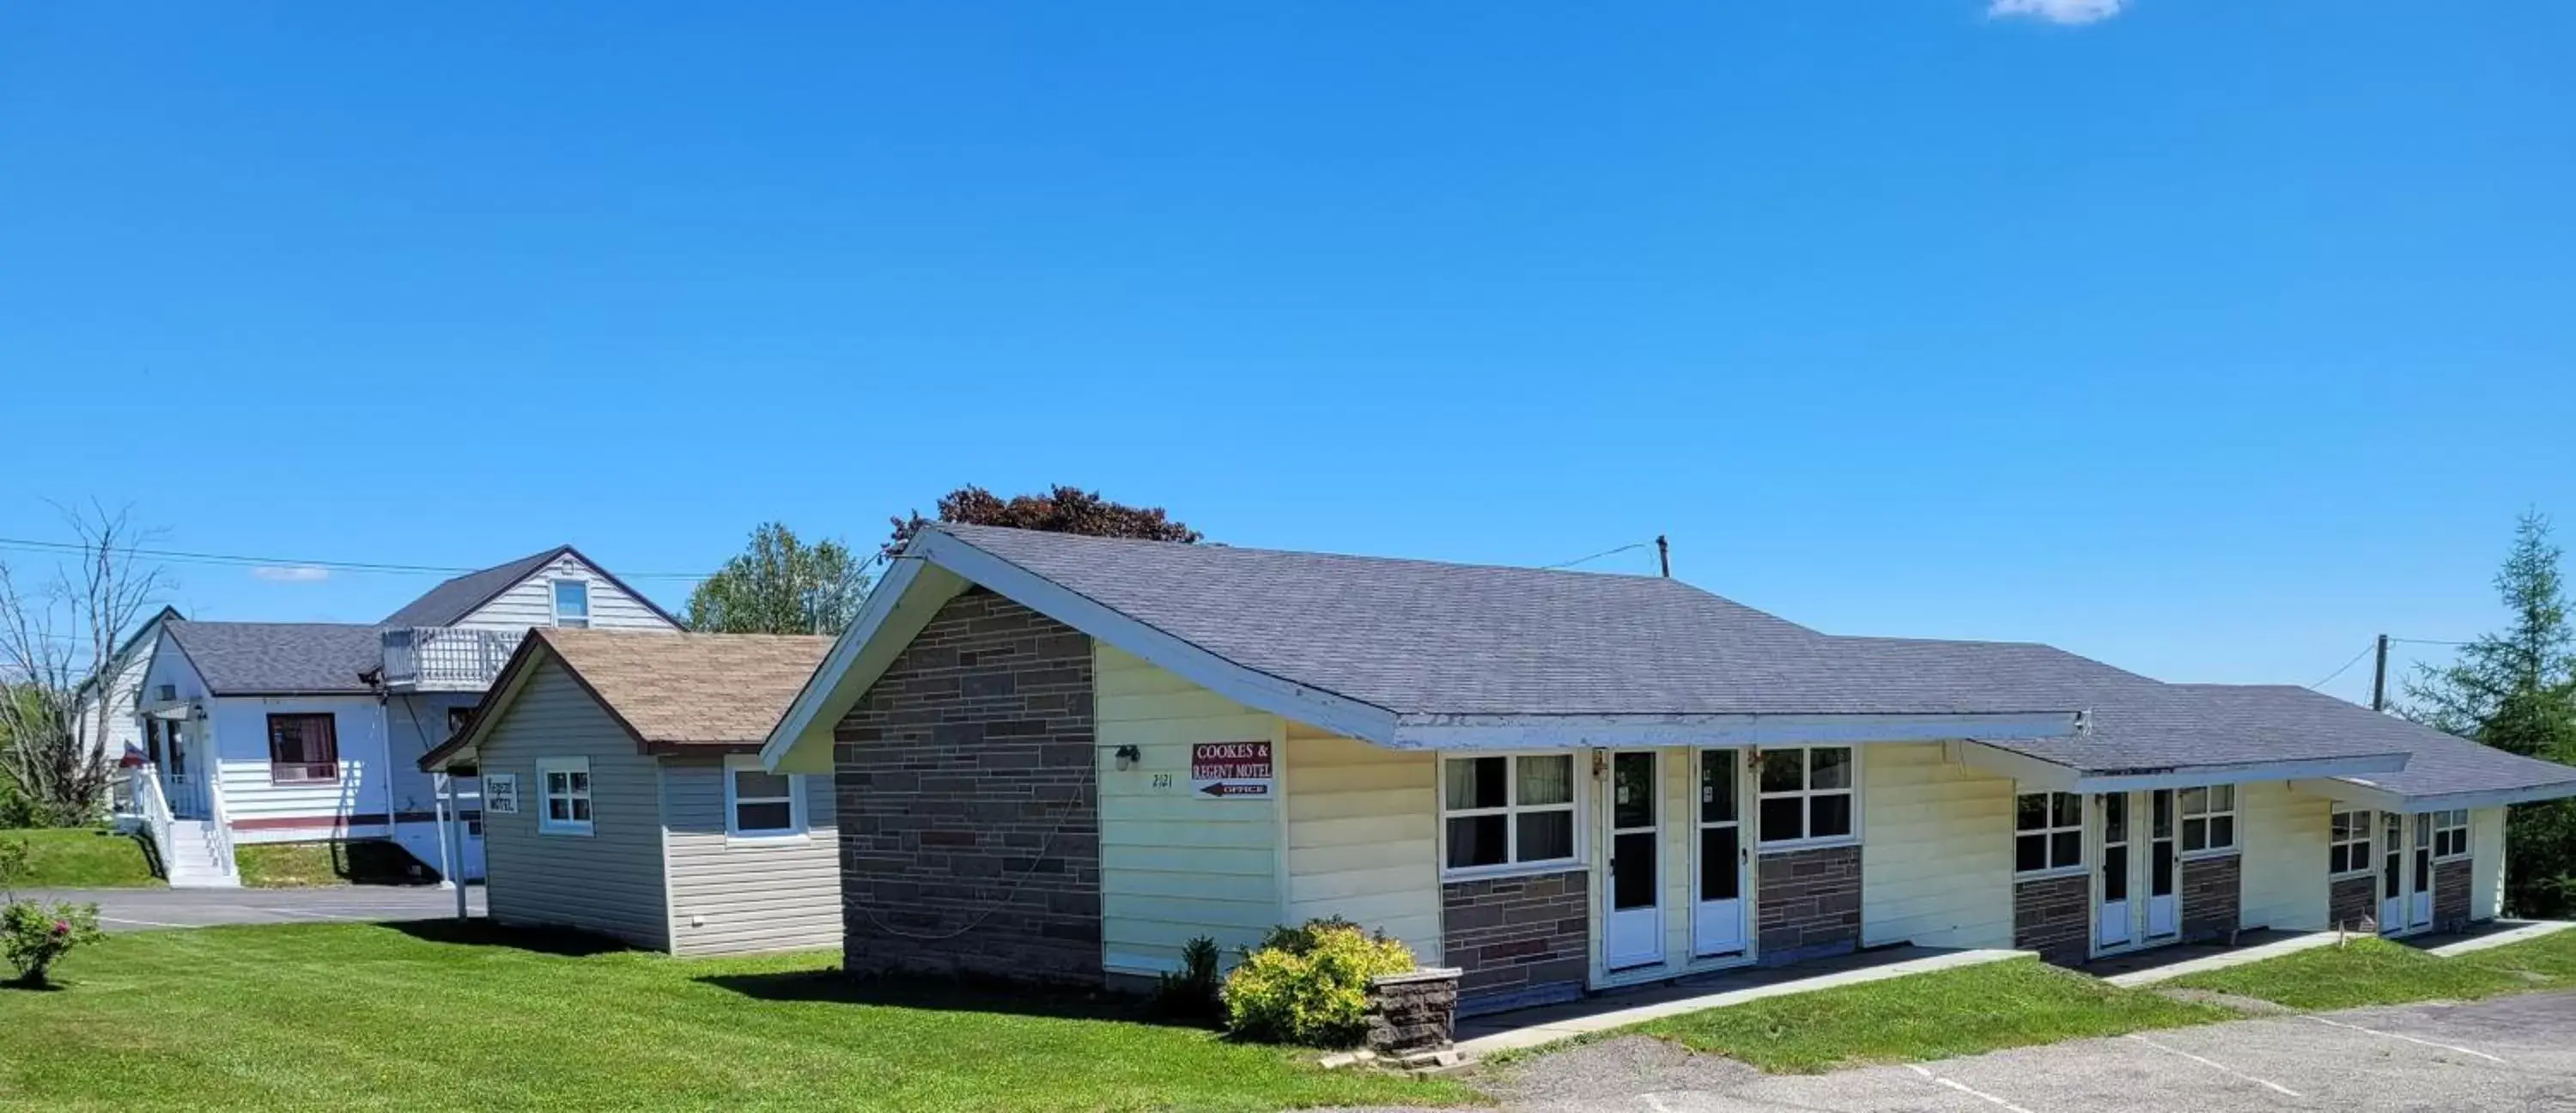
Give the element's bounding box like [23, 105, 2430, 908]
[118, 547, 682, 887]
[71, 605, 183, 764]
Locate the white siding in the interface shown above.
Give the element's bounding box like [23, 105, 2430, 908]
[73, 636, 155, 762]
[1094, 645, 1285, 976]
[1284, 723, 1441, 964]
[382, 692, 486, 876]
[1862, 744, 2016, 950]
[2472, 806, 2506, 921]
[450, 553, 677, 633]
[2239, 781, 2330, 931]
[476, 659, 670, 950]
[659, 757, 841, 957]
[205, 695, 401, 845]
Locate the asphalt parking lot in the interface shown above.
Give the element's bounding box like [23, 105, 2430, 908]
[1358, 989, 2576, 1112]
[21, 885, 484, 931]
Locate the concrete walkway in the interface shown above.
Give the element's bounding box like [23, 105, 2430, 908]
[2095, 929, 2345, 988]
[1453, 946, 2030, 1059]
[2420, 919, 2576, 958]
[21, 885, 483, 932]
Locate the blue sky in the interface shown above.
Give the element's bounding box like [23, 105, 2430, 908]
[3, 1, 2570, 706]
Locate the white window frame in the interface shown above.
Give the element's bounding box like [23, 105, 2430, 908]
[2178, 784, 2238, 858]
[2431, 809, 2470, 861]
[1437, 751, 1583, 881]
[2329, 808, 2374, 878]
[537, 757, 593, 836]
[1753, 745, 1862, 852]
[2013, 790, 2086, 879]
[551, 579, 592, 629]
[724, 754, 808, 842]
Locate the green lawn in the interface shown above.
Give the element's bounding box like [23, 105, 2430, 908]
[234, 840, 438, 888]
[0, 827, 161, 889]
[1633, 958, 2234, 1073]
[0, 922, 1476, 1112]
[2169, 929, 2576, 1010]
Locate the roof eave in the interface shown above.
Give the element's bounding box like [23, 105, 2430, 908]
[2307, 775, 2576, 812]
[1962, 742, 2413, 793]
[1388, 710, 2086, 751]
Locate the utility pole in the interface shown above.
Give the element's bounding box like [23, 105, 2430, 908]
[1656, 535, 1670, 578]
[2371, 633, 2391, 712]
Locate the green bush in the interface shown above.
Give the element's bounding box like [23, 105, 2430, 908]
[1, 898, 102, 987]
[1223, 917, 1415, 1047]
[1150, 935, 1224, 1024]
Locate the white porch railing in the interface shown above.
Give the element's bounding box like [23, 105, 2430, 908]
[381, 627, 523, 691]
[115, 764, 177, 873]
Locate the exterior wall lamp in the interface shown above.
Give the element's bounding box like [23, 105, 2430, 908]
[1113, 745, 1141, 771]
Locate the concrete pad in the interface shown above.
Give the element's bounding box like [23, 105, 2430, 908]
[2421, 919, 2575, 958]
[21, 885, 483, 931]
[1452, 947, 2031, 1059]
[2098, 929, 2344, 987]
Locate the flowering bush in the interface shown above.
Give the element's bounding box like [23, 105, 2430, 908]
[1222, 917, 1415, 1047]
[2, 899, 103, 988]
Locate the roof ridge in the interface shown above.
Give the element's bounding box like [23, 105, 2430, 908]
[931, 522, 1690, 585]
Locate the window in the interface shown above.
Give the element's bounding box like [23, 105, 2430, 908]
[266, 714, 340, 783]
[2431, 809, 2470, 860]
[538, 757, 592, 836]
[2179, 784, 2237, 854]
[1756, 746, 1856, 847]
[1442, 753, 1577, 874]
[552, 580, 591, 629]
[2330, 809, 2373, 876]
[726, 756, 805, 838]
[2014, 791, 2085, 874]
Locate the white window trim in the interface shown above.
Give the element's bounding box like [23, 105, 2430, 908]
[2329, 808, 2375, 879]
[1754, 745, 1862, 853]
[2178, 784, 2239, 859]
[550, 578, 592, 629]
[2013, 789, 2087, 880]
[724, 754, 808, 842]
[1437, 751, 1585, 882]
[2431, 809, 2471, 862]
[537, 757, 593, 836]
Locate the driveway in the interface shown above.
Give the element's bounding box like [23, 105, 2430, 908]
[1356, 990, 2576, 1112]
[23, 885, 485, 931]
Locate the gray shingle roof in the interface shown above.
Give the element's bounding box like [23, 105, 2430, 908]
[163, 621, 383, 695]
[2169, 684, 2576, 803]
[380, 547, 574, 627]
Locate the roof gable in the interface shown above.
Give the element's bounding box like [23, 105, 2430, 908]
[424, 629, 830, 770]
[380, 546, 681, 629]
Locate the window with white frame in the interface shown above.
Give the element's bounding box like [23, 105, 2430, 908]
[2179, 784, 2236, 854]
[552, 580, 592, 629]
[1756, 746, 1856, 846]
[2014, 791, 2084, 874]
[726, 755, 805, 838]
[1442, 753, 1577, 873]
[2330, 809, 2373, 875]
[538, 757, 592, 835]
[2431, 809, 2470, 860]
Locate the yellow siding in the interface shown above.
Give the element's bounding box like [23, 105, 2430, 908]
[1860, 743, 2016, 949]
[2239, 782, 2330, 931]
[2472, 806, 2506, 921]
[1284, 722, 1441, 964]
[1094, 645, 1285, 976]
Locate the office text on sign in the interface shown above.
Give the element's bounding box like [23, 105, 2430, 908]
[1190, 740, 1274, 799]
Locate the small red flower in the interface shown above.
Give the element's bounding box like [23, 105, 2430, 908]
[50, 921, 69, 937]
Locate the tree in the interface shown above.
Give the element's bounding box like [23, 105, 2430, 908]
[2403, 511, 2576, 915]
[883, 485, 1201, 561]
[683, 523, 872, 636]
[0, 505, 170, 828]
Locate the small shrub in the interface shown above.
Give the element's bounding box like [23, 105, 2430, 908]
[1223, 918, 1414, 1047]
[2, 899, 103, 988]
[1150, 935, 1224, 1024]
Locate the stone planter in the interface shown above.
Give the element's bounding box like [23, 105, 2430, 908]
[1364, 966, 1462, 1055]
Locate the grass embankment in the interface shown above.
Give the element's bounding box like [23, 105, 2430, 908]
[1634, 957, 2233, 1073]
[0, 921, 1475, 1112]
[2170, 928, 2576, 1010]
[0, 828, 160, 889]
[234, 840, 435, 888]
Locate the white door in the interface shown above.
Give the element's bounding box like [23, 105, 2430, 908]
[1603, 751, 1663, 970]
[2146, 788, 2179, 939]
[2097, 792, 2133, 948]
[1692, 749, 1748, 957]
[2380, 811, 2408, 934]
[2408, 812, 2435, 930]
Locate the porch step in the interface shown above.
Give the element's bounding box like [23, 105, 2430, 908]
[160, 819, 240, 890]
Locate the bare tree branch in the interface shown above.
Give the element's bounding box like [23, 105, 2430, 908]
[0, 503, 170, 825]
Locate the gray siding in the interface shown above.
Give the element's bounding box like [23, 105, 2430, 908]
[453, 553, 677, 632]
[660, 757, 843, 957]
[477, 659, 670, 950]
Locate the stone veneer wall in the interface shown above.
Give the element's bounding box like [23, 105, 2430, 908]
[2180, 855, 2242, 942]
[1756, 845, 1862, 965]
[1365, 968, 1461, 1055]
[2329, 874, 2379, 933]
[2014, 873, 2092, 966]
[833, 589, 1103, 983]
[2434, 859, 2474, 931]
[1442, 871, 1588, 1016]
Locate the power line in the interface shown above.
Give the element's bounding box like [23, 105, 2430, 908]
[2309, 642, 2377, 690]
[1541, 541, 1654, 571]
[0, 537, 714, 581]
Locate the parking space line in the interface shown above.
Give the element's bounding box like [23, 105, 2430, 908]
[2124, 1034, 2302, 1098]
[1907, 1064, 2039, 1113]
[2301, 1014, 2506, 1064]
[256, 908, 363, 920]
[100, 915, 194, 928]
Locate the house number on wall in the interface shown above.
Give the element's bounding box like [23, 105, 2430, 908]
[1151, 774, 1174, 788]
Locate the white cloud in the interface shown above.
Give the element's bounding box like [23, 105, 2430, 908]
[1988, 0, 2125, 24]
[252, 566, 331, 583]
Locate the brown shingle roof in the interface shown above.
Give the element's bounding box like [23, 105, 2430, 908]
[535, 629, 834, 747]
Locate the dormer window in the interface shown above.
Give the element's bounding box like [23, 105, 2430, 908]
[552, 580, 591, 629]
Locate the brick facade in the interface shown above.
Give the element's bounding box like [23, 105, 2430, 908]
[2014, 873, 2092, 966]
[2329, 874, 2379, 934]
[2434, 859, 2474, 931]
[1365, 968, 1461, 1055]
[2179, 855, 2241, 942]
[834, 589, 1103, 983]
[1442, 871, 1589, 1016]
[1756, 844, 1862, 964]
